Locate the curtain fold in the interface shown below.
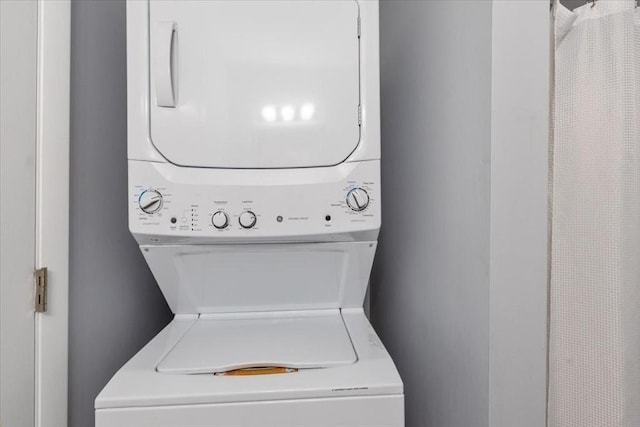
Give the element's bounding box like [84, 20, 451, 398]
[549, 1, 640, 426]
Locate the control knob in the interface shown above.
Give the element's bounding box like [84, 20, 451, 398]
[239, 211, 257, 229]
[212, 211, 229, 229]
[138, 189, 163, 214]
[346, 188, 370, 212]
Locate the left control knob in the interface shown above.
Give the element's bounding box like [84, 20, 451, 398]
[138, 189, 163, 214]
[212, 211, 229, 229]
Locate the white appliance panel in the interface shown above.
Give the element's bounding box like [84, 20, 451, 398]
[96, 395, 404, 427]
[129, 160, 380, 244]
[149, 0, 361, 169]
[157, 310, 356, 374]
[141, 242, 376, 314]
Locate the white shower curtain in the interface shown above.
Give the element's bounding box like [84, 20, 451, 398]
[550, 1, 640, 426]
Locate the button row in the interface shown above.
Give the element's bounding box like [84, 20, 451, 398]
[211, 210, 257, 229]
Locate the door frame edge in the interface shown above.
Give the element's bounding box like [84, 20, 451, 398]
[34, 1, 71, 426]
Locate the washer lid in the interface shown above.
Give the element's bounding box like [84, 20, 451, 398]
[148, 1, 361, 169]
[157, 310, 357, 375]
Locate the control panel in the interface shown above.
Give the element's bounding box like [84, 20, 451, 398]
[129, 160, 380, 242]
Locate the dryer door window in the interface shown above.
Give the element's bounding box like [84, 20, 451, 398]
[149, 1, 361, 169]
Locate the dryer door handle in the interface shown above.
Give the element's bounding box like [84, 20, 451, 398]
[153, 22, 176, 108]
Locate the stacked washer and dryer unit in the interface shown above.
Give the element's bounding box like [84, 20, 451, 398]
[95, 1, 403, 425]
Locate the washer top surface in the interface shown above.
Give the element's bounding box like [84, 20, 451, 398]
[149, 0, 361, 169]
[157, 310, 357, 374]
[95, 309, 403, 409]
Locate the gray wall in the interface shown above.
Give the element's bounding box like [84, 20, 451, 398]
[372, 2, 549, 427]
[372, 2, 493, 426]
[69, 1, 172, 426]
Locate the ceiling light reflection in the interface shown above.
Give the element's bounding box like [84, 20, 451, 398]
[281, 105, 295, 122]
[261, 106, 277, 122]
[300, 103, 315, 121]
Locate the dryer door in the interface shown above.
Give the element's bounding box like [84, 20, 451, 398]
[148, 1, 361, 169]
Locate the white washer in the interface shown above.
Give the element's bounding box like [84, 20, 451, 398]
[95, 1, 403, 426]
[96, 310, 403, 426]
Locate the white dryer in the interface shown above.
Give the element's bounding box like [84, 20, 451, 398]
[95, 1, 403, 426]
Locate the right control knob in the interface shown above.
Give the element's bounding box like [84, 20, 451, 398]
[239, 211, 257, 229]
[346, 188, 370, 212]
